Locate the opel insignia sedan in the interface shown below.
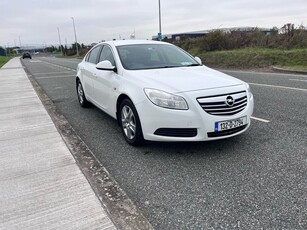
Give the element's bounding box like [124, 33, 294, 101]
[76, 40, 253, 145]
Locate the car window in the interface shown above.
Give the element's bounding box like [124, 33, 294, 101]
[116, 44, 199, 70]
[164, 47, 190, 64]
[87, 46, 101, 64]
[98, 45, 115, 66]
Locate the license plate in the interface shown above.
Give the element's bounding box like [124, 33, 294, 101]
[215, 116, 247, 132]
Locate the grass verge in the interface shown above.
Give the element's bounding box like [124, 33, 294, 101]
[192, 48, 307, 70]
[0, 56, 12, 68]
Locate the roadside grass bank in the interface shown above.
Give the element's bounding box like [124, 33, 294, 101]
[0, 56, 12, 68]
[190, 48, 307, 71]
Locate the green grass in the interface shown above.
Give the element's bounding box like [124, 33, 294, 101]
[0, 56, 12, 68]
[192, 48, 307, 70]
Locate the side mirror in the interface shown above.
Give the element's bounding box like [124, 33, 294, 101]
[194, 56, 202, 65]
[96, 60, 117, 72]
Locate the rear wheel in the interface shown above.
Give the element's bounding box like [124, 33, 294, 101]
[77, 80, 90, 107]
[120, 99, 144, 146]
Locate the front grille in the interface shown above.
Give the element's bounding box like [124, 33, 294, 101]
[207, 125, 247, 138]
[154, 128, 197, 137]
[197, 91, 248, 116]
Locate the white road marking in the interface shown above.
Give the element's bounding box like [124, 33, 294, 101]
[248, 82, 307, 92]
[38, 59, 77, 72]
[35, 75, 74, 80]
[289, 79, 307, 82]
[30, 60, 42, 63]
[251, 116, 270, 123]
[222, 69, 307, 78]
[34, 71, 73, 75]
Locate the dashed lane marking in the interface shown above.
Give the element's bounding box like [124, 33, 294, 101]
[251, 116, 270, 123]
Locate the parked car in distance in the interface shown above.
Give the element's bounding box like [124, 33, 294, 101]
[22, 52, 32, 59]
[76, 40, 254, 145]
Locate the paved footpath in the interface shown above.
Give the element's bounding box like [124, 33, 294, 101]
[0, 57, 117, 230]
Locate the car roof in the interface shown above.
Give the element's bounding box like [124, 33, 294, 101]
[101, 39, 170, 47]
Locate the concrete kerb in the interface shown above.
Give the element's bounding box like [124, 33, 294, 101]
[19, 57, 154, 230]
[272, 66, 307, 75]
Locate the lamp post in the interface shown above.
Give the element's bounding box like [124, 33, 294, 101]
[19, 36, 22, 52]
[158, 0, 162, 40]
[57, 27, 63, 55]
[71, 17, 79, 56]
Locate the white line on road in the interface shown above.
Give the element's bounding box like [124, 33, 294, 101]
[222, 69, 307, 78]
[248, 82, 307, 92]
[289, 79, 307, 82]
[251, 116, 270, 123]
[34, 71, 73, 75]
[38, 60, 77, 72]
[36, 75, 74, 80]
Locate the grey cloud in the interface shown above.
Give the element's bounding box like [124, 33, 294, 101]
[1, 0, 306, 47]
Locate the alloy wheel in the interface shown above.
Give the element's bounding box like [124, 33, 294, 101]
[77, 82, 84, 105]
[121, 105, 136, 140]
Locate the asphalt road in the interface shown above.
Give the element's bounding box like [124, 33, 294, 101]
[22, 55, 307, 229]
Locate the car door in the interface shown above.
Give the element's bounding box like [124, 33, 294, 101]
[82, 45, 102, 100]
[92, 45, 117, 111]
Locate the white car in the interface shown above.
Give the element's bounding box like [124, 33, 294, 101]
[76, 40, 253, 145]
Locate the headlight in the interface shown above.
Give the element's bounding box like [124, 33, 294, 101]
[144, 88, 188, 110]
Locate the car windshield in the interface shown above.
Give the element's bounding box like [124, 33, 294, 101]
[116, 44, 200, 70]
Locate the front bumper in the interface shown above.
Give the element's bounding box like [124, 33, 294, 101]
[136, 86, 254, 142]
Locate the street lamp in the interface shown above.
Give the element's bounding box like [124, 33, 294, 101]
[57, 27, 63, 55]
[159, 0, 162, 37]
[19, 36, 22, 51]
[71, 17, 79, 56]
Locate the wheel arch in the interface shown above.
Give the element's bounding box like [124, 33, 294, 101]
[117, 94, 145, 145]
[116, 94, 133, 126]
[76, 76, 81, 86]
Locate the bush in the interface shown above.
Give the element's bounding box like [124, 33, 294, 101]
[173, 24, 307, 52]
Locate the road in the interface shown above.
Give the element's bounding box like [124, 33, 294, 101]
[22, 56, 307, 229]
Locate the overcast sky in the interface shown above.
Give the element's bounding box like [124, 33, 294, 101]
[1, 0, 306, 48]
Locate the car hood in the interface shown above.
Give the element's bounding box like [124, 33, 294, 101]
[123, 66, 244, 94]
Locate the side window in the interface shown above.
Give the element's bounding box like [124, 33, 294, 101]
[87, 46, 101, 64]
[98, 46, 115, 66]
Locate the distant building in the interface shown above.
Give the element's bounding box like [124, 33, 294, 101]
[0, 46, 7, 56]
[152, 27, 272, 40]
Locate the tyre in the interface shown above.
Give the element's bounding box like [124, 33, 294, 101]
[76, 80, 90, 107]
[119, 99, 144, 146]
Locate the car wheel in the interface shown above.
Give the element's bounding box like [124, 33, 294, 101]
[120, 99, 144, 146]
[77, 80, 90, 107]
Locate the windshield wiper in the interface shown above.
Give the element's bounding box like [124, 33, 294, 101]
[150, 65, 181, 69]
[185, 63, 201, 67]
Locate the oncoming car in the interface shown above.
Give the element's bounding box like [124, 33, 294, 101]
[76, 40, 254, 145]
[22, 52, 32, 59]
